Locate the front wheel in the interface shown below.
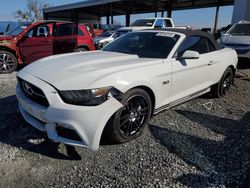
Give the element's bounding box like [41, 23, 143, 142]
[211, 67, 234, 97]
[106, 89, 152, 143]
[0, 51, 18, 74]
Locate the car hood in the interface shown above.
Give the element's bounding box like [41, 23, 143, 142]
[221, 35, 250, 45]
[21, 51, 161, 90]
[0, 35, 14, 40]
[0, 35, 14, 45]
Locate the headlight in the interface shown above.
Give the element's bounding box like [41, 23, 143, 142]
[59, 87, 122, 106]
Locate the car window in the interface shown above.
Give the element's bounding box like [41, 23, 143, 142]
[56, 23, 74, 37]
[26, 24, 49, 37]
[78, 28, 85, 36]
[177, 36, 210, 56]
[5, 23, 30, 36]
[229, 24, 250, 36]
[103, 32, 180, 58]
[164, 19, 172, 27]
[130, 19, 155, 27]
[155, 19, 164, 28]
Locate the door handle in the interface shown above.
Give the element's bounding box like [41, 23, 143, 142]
[208, 61, 214, 65]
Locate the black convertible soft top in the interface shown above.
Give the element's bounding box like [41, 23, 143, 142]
[152, 28, 222, 50]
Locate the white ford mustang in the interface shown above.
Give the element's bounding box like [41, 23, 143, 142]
[16, 29, 238, 150]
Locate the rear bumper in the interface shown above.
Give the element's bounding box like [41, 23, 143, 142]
[16, 71, 123, 150]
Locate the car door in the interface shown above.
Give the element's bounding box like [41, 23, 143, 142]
[170, 36, 214, 102]
[19, 23, 53, 64]
[53, 23, 77, 54]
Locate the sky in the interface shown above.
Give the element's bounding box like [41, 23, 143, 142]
[0, 0, 234, 28]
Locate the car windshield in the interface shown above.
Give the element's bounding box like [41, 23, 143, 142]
[229, 24, 250, 36]
[103, 32, 180, 58]
[131, 19, 155, 27]
[5, 23, 30, 36]
[99, 31, 114, 37]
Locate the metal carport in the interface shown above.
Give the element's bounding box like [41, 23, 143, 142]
[43, 0, 234, 30]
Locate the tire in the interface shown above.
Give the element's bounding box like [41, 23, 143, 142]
[210, 67, 234, 97]
[74, 47, 88, 52]
[106, 88, 152, 143]
[0, 50, 18, 74]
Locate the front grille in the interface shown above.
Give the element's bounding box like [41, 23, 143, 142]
[18, 78, 49, 107]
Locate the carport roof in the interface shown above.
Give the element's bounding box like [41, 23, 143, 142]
[44, 0, 234, 16]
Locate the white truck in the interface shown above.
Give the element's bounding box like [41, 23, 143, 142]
[115, 17, 174, 38]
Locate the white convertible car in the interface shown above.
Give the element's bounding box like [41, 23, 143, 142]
[16, 29, 238, 150]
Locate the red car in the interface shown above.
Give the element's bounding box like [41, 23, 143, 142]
[0, 21, 95, 74]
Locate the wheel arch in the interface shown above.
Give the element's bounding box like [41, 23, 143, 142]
[228, 65, 236, 76]
[128, 85, 156, 115]
[75, 45, 89, 51]
[0, 46, 17, 57]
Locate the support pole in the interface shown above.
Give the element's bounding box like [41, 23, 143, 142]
[167, 9, 172, 18]
[110, 3, 113, 25]
[71, 10, 78, 23]
[214, 5, 220, 32]
[106, 16, 110, 25]
[126, 13, 130, 26]
[155, 12, 157, 17]
[111, 16, 114, 24]
[161, 11, 164, 17]
[167, 0, 173, 18]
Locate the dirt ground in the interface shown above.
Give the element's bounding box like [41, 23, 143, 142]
[0, 60, 249, 188]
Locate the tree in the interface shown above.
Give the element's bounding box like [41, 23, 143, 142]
[14, 0, 49, 22]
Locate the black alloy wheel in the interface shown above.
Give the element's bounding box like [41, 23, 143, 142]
[220, 69, 233, 96]
[119, 95, 150, 138]
[105, 88, 152, 143]
[211, 67, 234, 97]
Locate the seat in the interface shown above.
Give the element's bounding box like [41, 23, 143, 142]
[38, 27, 47, 37]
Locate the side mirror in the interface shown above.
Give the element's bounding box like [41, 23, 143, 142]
[181, 50, 200, 59]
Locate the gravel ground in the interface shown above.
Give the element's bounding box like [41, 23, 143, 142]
[0, 61, 249, 188]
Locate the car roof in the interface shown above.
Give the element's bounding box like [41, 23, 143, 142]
[140, 28, 221, 50]
[34, 20, 74, 24]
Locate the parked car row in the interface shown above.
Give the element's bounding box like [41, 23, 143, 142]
[0, 21, 95, 73]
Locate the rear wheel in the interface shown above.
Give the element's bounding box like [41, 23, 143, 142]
[0, 51, 17, 74]
[211, 67, 234, 97]
[106, 89, 152, 143]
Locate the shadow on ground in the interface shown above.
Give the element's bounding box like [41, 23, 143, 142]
[0, 95, 81, 160]
[149, 110, 250, 187]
